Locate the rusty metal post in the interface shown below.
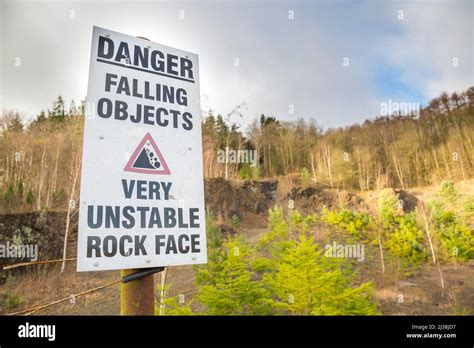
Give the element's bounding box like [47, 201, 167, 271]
[120, 269, 155, 315]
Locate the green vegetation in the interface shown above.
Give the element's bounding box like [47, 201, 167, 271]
[429, 185, 474, 261]
[384, 214, 427, 272]
[230, 214, 240, 231]
[378, 189, 402, 223]
[238, 163, 252, 180]
[194, 216, 269, 315]
[194, 210, 379, 315]
[300, 167, 312, 186]
[376, 190, 427, 274]
[296, 184, 471, 277]
[196, 237, 269, 315]
[155, 284, 193, 316]
[320, 207, 373, 240]
[191, 181, 472, 315]
[1, 275, 24, 310]
[256, 209, 378, 315]
[439, 180, 458, 204]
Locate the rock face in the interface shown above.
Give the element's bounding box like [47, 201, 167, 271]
[0, 211, 77, 260]
[0, 211, 77, 282]
[288, 183, 367, 214]
[204, 178, 278, 223]
[395, 189, 419, 213]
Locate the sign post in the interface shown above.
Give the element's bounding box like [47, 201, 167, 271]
[78, 26, 207, 315]
[120, 269, 154, 315]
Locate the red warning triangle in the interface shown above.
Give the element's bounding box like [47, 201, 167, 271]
[124, 133, 170, 175]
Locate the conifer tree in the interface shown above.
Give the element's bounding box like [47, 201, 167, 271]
[261, 233, 378, 315]
[196, 237, 269, 315]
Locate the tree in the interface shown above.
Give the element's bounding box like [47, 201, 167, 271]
[451, 92, 462, 109]
[68, 100, 78, 116]
[439, 92, 451, 115]
[255, 210, 379, 315]
[261, 233, 378, 315]
[196, 237, 269, 315]
[378, 189, 401, 223]
[0, 111, 23, 134]
[49, 95, 66, 119]
[8, 115, 23, 133]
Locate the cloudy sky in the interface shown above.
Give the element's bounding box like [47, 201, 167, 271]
[0, 0, 472, 130]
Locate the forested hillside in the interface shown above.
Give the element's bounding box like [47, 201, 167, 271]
[203, 88, 474, 189]
[1, 88, 473, 213]
[1, 89, 474, 316]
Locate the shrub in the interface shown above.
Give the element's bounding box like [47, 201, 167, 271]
[385, 214, 426, 273]
[378, 189, 401, 223]
[3, 275, 23, 310]
[155, 283, 193, 315]
[429, 201, 474, 261]
[462, 196, 474, 219]
[194, 214, 224, 286]
[300, 167, 312, 186]
[239, 164, 252, 180]
[437, 221, 473, 260]
[251, 165, 260, 180]
[439, 180, 458, 204]
[25, 188, 34, 205]
[258, 206, 289, 249]
[320, 208, 373, 240]
[230, 214, 240, 230]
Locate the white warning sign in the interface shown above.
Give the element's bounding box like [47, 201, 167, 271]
[77, 26, 207, 271]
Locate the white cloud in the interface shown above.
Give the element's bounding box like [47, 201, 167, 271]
[1, 0, 472, 128]
[383, 0, 473, 99]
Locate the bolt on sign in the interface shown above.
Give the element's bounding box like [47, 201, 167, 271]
[77, 27, 207, 271]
